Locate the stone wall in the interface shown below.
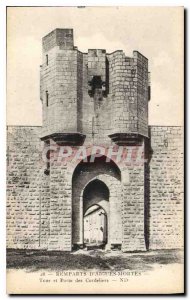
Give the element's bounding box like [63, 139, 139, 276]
[40, 48, 78, 137]
[135, 51, 149, 137]
[40, 29, 149, 142]
[47, 140, 73, 251]
[122, 143, 147, 252]
[6, 125, 184, 250]
[148, 126, 184, 249]
[107, 50, 149, 137]
[42, 28, 74, 52]
[7, 126, 42, 249]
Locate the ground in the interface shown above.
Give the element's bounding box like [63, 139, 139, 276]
[7, 248, 183, 273]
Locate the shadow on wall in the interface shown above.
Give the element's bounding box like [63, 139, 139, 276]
[144, 127, 153, 250]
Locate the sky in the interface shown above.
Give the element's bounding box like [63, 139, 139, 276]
[7, 6, 184, 126]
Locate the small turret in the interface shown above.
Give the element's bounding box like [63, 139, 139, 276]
[40, 28, 85, 145]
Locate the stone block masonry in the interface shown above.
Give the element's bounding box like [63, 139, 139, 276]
[40, 29, 150, 143]
[7, 126, 42, 249]
[149, 126, 184, 249]
[6, 125, 184, 251]
[6, 28, 183, 252]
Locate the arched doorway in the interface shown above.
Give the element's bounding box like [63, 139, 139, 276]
[72, 155, 122, 250]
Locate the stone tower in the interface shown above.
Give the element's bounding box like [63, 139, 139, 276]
[40, 28, 151, 251]
[40, 28, 150, 143]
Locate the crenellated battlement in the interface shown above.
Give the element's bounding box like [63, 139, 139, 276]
[40, 28, 151, 144]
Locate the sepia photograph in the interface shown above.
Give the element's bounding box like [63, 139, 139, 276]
[6, 6, 184, 294]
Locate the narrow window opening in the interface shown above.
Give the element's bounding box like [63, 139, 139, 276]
[46, 91, 49, 107]
[46, 54, 48, 66]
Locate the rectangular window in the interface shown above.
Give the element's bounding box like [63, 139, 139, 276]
[46, 91, 49, 107]
[46, 54, 48, 66]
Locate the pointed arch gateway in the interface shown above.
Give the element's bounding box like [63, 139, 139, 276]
[72, 155, 122, 250]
